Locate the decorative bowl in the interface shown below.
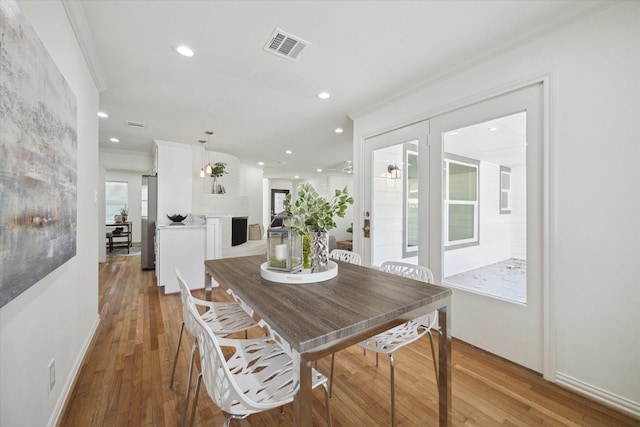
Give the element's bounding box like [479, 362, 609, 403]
[167, 214, 187, 223]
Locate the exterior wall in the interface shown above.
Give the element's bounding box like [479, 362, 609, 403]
[352, 1, 640, 415]
[0, 2, 100, 426]
[444, 161, 512, 276]
[372, 144, 403, 266]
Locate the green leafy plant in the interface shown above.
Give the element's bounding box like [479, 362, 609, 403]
[346, 223, 353, 234]
[119, 205, 128, 216]
[283, 182, 354, 234]
[302, 234, 312, 269]
[209, 162, 227, 178]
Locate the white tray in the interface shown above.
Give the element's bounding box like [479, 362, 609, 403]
[260, 261, 338, 284]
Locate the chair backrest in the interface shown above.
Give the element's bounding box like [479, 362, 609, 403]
[329, 249, 362, 265]
[176, 269, 199, 336]
[379, 261, 434, 283]
[186, 295, 294, 417]
[379, 261, 436, 328]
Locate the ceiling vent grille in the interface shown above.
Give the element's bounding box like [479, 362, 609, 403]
[264, 28, 310, 61]
[126, 120, 146, 129]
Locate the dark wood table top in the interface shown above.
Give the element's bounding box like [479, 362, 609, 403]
[205, 255, 452, 354]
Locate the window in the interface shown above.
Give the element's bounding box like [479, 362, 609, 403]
[500, 166, 511, 214]
[444, 155, 479, 248]
[105, 181, 128, 223]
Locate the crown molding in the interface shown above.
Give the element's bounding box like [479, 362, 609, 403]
[62, 0, 107, 93]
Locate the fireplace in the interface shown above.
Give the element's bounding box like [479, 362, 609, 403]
[231, 217, 248, 247]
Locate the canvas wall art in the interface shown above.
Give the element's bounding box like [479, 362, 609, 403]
[0, 0, 78, 308]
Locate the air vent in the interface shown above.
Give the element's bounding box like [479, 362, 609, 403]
[264, 28, 310, 61]
[126, 120, 146, 129]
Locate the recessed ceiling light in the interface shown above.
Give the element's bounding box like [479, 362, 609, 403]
[109, 137, 119, 143]
[258, 161, 265, 166]
[294, 175, 299, 179]
[488, 127, 498, 131]
[97, 111, 108, 118]
[334, 128, 343, 134]
[317, 91, 330, 100]
[176, 45, 195, 57]
[316, 168, 323, 173]
[285, 150, 292, 154]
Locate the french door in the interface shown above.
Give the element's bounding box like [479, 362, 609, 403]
[362, 121, 429, 267]
[363, 83, 546, 372]
[429, 83, 545, 372]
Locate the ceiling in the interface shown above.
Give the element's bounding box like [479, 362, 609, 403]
[71, 0, 607, 179]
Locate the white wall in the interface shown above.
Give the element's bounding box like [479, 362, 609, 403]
[105, 171, 143, 243]
[510, 164, 526, 259]
[352, 2, 640, 414]
[245, 166, 264, 226]
[0, 2, 100, 426]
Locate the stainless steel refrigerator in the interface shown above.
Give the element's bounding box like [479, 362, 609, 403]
[141, 174, 157, 270]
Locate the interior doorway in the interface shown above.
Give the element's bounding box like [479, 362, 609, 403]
[270, 189, 289, 226]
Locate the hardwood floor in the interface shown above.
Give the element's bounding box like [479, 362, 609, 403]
[58, 255, 639, 426]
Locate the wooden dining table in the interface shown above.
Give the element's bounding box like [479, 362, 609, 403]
[204, 255, 452, 426]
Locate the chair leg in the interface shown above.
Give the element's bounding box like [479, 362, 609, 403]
[189, 373, 203, 427]
[322, 382, 333, 427]
[329, 353, 336, 399]
[389, 354, 395, 427]
[183, 340, 198, 427]
[169, 322, 185, 389]
[223, 414, 233, 427]
[376, 352, 379, 367]
[427, 330, 439, 387]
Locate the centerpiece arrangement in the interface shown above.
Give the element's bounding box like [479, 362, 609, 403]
[206, 161, 227, 194]
[283, 182, 354, 272]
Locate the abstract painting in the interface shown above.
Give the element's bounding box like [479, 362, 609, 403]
[0, 0, 77, 308]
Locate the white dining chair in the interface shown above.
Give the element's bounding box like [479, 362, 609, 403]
[186, 293, 332, 427]
[170, 269, 259, 427]
[329, 249, 362, 265]
[330, 261, 439, 426]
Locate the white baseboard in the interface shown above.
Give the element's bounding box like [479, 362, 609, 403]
[46, 314, 101, 427]
[556, 372, 640, 418]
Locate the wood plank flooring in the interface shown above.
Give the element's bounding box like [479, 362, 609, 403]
[57, 255, 640, 426]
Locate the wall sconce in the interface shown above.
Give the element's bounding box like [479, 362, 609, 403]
[387, 164, 401, 180]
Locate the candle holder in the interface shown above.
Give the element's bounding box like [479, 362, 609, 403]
[267, 226, 302, 273]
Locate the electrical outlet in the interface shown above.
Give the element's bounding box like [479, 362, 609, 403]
[48, 359, 56, 391]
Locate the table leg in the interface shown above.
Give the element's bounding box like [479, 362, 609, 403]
[294, 354, 313, 426]
[204, 271, 212, 301]
[438, 305, 452, 426]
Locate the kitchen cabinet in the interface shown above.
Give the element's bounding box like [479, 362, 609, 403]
[156, 225, 205, 294]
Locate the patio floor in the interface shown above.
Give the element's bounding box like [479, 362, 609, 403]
[445, 258, 526, 303]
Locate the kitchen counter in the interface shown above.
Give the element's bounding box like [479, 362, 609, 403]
[156, 222, 206, 229]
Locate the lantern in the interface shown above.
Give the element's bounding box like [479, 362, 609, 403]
[267, 226, 303, 273]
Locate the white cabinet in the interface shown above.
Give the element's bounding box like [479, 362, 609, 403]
[156, 226, 205, 294]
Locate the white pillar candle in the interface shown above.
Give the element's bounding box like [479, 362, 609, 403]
[275, 244, 287, 260]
